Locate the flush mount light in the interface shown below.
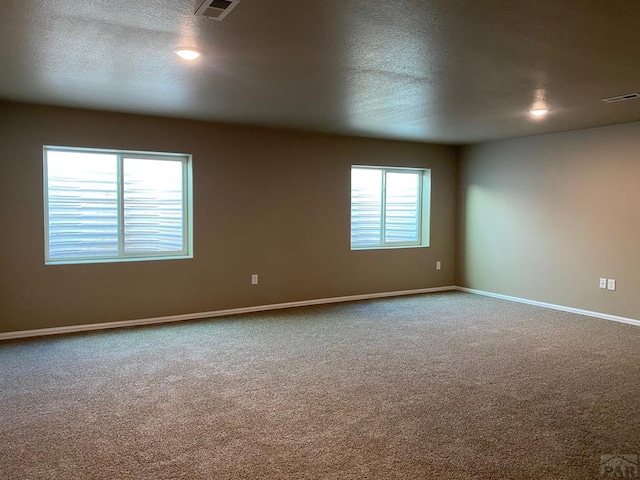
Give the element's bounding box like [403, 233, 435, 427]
[174, 47, 201, 61]
[529, 108, 549, 118]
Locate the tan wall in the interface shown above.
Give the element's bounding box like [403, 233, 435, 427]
[458, 121, 640, 319]
[0, 102, 457, 333]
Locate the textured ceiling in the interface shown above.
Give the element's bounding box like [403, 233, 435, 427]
[0, 0, 639, 144]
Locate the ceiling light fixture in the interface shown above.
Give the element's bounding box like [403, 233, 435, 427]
[529, 108, 548, 118]
[174, 47, 201, 61]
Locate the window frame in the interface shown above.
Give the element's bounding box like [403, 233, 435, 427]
[43, 145, 193, 265]
[350, 165, 430, 250]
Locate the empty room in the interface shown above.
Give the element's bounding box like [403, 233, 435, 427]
[1, 1, 639, 479]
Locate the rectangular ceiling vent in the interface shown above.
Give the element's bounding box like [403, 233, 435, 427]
[195, 0, 240, 21]
[601, 92, 640, 103]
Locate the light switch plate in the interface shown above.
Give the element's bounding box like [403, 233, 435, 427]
[607, 279, 616, 291]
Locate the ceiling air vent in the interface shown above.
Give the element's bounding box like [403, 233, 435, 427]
[195, 0, 240, 21]
[601, 92, 640, 103]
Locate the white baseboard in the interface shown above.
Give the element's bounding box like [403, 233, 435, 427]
[0, 286, 457, 341]
[456, 286, 640, 327]
[5, 285, 635, 341]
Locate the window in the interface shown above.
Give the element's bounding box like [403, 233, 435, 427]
[350, 166, 430, 249]
[44, 146, 193, 264]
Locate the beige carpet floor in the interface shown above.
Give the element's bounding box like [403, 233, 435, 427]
[1, 291, 639, 479]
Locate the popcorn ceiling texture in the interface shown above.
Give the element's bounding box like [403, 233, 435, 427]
[0, 0, 638, 143]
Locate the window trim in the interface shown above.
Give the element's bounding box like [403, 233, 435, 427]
[350, 165, 430, 250]
[43, 145, 194, 265]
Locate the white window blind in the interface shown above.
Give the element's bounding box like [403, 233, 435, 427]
[44, 147, 192, 264]
[350, 166, 429, 249]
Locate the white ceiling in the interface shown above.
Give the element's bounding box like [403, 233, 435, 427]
[0, 0, 639, 144]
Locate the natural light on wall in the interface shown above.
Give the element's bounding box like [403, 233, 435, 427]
[43, 147, 193, 264]
[350, 166, 430, 249]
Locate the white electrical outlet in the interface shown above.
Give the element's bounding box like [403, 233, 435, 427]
[251, 274, 258, 285]
[607, 279, 616, 291]
[436, 261, 441, 270]
[599, 278, 607, 289]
